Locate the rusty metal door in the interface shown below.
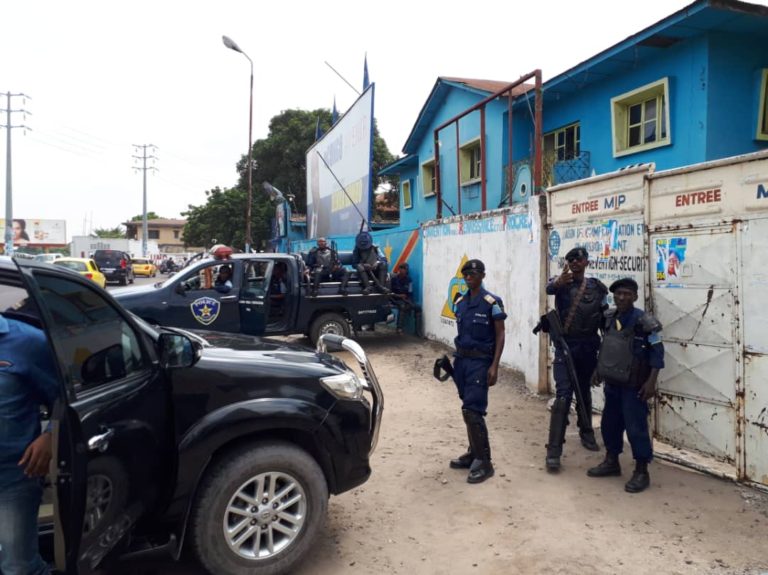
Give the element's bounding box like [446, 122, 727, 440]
[741, 217, 768, 486]
[650, 226, 742, 466]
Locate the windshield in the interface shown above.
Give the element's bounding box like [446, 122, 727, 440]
[54, 260, 87, 272]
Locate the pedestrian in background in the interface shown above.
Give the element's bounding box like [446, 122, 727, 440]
[588, 277, 664, 493]
[390, 263, 421, 335]
[544, 247, 607, 471]
[448, 259, 505, 484]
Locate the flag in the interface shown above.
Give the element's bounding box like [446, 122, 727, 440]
[314, 116, 324, 141]
[332, 96, 339, 124]
[363, 53, 370, 91]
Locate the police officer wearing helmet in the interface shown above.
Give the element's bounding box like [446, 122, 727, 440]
[449, 259, 506, 484]
[352, 231, 389, 295]
[587, 277, 664, 493]
[545, 247, 608, 471]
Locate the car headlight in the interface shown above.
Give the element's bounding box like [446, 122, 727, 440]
[320, 372, 363, 400]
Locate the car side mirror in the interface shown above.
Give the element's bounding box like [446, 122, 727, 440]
[174, 282, 186, 295]
[158, 332, 201, 369]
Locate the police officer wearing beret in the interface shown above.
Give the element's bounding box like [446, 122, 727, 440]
[588, 278, 664, 493]
[448, 259, 506, 483]
[545, 247, 608, 471]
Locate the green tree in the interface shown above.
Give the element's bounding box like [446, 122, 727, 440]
[184, 108, 396, 251]
[93, 226, 125, 238]
[130, 212, 162, 221]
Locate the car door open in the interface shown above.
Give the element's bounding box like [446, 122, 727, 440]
[17, 263, 175, 574]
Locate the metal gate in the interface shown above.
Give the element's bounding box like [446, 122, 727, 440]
[650, 226, 741, 466]
[741, 217, 768, 485]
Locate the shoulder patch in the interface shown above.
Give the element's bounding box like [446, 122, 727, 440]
[484, 294, 496, 305]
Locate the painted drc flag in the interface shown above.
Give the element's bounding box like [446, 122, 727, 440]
[191, 296, 220, 326]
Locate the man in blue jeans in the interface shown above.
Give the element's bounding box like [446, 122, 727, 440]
[588, 278, 664, 493]
[0, 311, 60, 574]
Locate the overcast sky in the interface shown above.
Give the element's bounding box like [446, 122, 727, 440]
[2, 0, 764, 242]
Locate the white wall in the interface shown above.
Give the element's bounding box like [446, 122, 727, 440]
[422, 199, 542, 388]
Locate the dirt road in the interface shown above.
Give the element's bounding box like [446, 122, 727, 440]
[120, 333, 768, 575]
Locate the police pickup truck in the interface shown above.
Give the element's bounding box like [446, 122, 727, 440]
[111, 253, 392, 343]
[2, 256, 382, 575]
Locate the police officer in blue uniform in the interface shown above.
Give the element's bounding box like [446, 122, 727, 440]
[545, 247, 607, 471]
[588, 277, 664, 493]
[448, 259, 506, 484]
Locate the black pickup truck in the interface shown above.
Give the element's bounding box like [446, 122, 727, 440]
[111, 253, 392, 343]
[2, 256, 383, 575]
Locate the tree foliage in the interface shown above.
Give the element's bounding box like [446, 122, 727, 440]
[93, 226, 125, 238]
[183, 108, 396, 251]
[130, 212, 162, 221]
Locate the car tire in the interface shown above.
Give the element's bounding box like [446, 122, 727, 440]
[119, 276, 127, 286]
[129, 273, 134, 284]
[309, 312, 351, 345]
[191, 442, 328, 575]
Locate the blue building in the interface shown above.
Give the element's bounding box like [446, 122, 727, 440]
[381, 0, 768, 223]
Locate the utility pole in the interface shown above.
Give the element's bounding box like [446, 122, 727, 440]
[132, 144, 157, 257]
[1, 92, 31, 256]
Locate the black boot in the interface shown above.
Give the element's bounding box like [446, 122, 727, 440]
[624, 460, 650, 493]
[464, 409, 494, 484]
[545, 397, 569, 471]
[449, 448, 473, 469]
[587, 452, 621, 477]
[576, 389, 599, 451]
[579, 430, 600, 452]
[338, 272, 349, 296]
[450, 416, 473, 469]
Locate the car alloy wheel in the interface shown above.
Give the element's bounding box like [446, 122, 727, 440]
[222, 471, 307, 560]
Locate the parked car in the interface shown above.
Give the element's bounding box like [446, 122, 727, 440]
[33, 253, 63, 263]
[112, 253, 392, 344]
[3, 256, 382, 575]
[53, 257, 107, 288]
[132, 257, 157, 277]
[92, 249, 134, 285]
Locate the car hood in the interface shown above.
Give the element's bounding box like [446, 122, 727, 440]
[111, 283, 163, 298]
[191, 330, 349, 375]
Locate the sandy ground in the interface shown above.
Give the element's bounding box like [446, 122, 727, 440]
[117, 332, 768, 575]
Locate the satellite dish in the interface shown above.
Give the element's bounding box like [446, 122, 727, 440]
[262, 182, 285, 204]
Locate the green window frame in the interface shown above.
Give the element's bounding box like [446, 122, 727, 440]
[421, 160, 436, 197]
[402, 179, 412, 209]
[757, 69, 768, 141]
[459, 138, 482, 185]
[611, 78, 671, 157]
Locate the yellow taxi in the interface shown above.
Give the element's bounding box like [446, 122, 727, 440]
[53, 258, 107, 289]
[132, 258, 157, 277]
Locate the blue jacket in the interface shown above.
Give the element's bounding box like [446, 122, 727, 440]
[453, 287, 507, 356]
[0, 315, 60, 489]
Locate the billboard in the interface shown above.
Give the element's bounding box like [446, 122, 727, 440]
[306, 85, 374, 238]
[0, 218, 67, 247]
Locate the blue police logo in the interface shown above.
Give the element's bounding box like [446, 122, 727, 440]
[191, 297, 220, 326]
[549, 230, 561, 257]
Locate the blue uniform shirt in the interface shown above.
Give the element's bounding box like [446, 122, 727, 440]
[614, 307, 665, 369]
[0, 315, 61, 489]
[390, 274, 412, 297]
[453, 288, 507, 355]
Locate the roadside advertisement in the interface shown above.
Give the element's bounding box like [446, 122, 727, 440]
[306, 85, 374, 239]
[0, 218, 67, 247]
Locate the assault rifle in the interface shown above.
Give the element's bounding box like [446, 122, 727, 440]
[533, 310, 592, 428]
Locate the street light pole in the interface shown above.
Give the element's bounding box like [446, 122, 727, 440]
[222, 35, 254, 253]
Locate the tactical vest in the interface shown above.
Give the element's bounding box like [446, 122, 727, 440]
[596, 311, 652, 387]
[564, 280, 605, 338]
[316, 248, 333, 269]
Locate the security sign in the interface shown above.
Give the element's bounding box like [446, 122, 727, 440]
[191, 297, 220, 326]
